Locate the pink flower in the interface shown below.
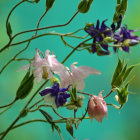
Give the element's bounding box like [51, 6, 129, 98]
[19, 49, 63, 83]
[88, 91, 107, 123]
[59, 62, 101, 90]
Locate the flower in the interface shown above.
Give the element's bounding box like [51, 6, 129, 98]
[59, 62, 101, 90]
[19, 49, 64, 82]
[88, 91, 107, 123]
[113, 25, 140, 53]
[85, 19, 112, 55]
[39, 82, 70, 107]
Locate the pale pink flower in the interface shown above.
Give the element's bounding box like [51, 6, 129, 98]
[88, 91, 107, 123]
[19, 49, 63, 83]
[59, 62, 101, 90]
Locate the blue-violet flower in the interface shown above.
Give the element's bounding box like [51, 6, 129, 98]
[40, 82, 70, 107]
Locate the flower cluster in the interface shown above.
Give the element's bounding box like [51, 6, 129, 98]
[85, 20, 140, 55]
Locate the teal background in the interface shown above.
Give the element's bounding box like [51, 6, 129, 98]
[0, 0, 140, 140]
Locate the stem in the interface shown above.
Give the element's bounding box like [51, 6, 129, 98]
[0, 119, 66, 136]
[0, 106, 12, 115]
[78, 91, 93, 96]
[6, 0, 25, 39]
[29, 98, 44, 109]
[35, 10, 48, 36]
[0, 41, 31, 75]
[0, 97, 17, 109]
[0, 80, 48, 139]
[13, 11, 79, 39]
[107, 103, 123, 110]
[103, 89, 114, 99]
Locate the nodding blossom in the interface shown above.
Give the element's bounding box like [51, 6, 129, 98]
[40, 82, 70, 107]
[19, 49, 64, 82]
[85, 19, 112, 55]
[59, 62, 101, 91]
[113, 25, 140, 53]
[88, 91, 107, 123]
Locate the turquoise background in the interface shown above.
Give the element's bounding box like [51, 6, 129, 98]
[0, 0, 140, 140]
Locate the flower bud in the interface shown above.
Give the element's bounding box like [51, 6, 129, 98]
[88, 92, 107, 122]
[78, 0, 93, 13]
[50, 76, 60, 85]
[104, 37, 116, 43]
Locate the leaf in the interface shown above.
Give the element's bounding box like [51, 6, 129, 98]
[66, 122, 74, 137]
[111, 58, 123, 87]
[39, 109, 53, 124]
[123, 65, 134, 82]
[46, 0, 55, 10]
[16, 72, 34, 99]
[7, 22, 12, 38]
[54, 124, 63, 140]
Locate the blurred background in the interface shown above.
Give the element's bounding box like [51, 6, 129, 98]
[0, 0, 140, 140]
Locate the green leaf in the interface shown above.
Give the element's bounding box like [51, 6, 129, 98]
[39, 109, 53, 124]
[78, 0, 93, 13]
[7, 22, 12, 38]
[16, 72, 34, 99]
[46, 0, 55, 10]
[66, 122, 74, 137]
[111, 58, 123, 87]
[123, 65, 134, 82]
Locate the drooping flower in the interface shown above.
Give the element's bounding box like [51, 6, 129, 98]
[59, 62, 101, 90]
[19, 49, 64, 82]
[88, 91, 107, 123]
[113, 25, 140, 53]
[85, 19, 112, 55]
[39, 82, 70, 107]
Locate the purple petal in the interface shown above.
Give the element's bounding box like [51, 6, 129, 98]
[122, 46, 130, 52]
[101, 44, 108, 51]
[96, 20, 100, 30]
[101, 19, 107, 31]
[40, 88, 54, 96]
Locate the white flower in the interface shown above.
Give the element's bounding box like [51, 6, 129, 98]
[19, 49, 64, 83]
[59, 62, 101, 90]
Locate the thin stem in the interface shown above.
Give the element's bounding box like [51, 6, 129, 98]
[13, 11, 79, 39]
[103, 89, 114, 99]
[78, 91, 93, 96]
[0, 106, 12, 115]
[52, 107, 67, 120]
[0, 119, 66, 136]
[0, 41, 31, 75]
[0, 80, 48, 139]
[6, 0, 25, 39]
[107, 103, 123, 110]
[29, 104, 52, 112]
[0, 97, 17, 109]
[29, 98, 44, 110]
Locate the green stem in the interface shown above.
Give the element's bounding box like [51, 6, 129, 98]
[0, 11, 79, 53]
[0, 97, 18, 109]
[103, 89, 114, 99]
[0, 41, 31, 75]
[78, 91, 93, 96]
[107, 103, 123, 110]
[0, 80, 48, 139]
[6, 0, 25, 39]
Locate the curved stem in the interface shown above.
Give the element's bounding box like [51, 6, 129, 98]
[103, 89, 114, 99]
[0, 80, 48, 139]
[107, 103, 122, 110]
[6, 0, 25, 39]
[35, 10, 48, 36]
[78, 91, 93, 96]
[0, 119, 66, 136]
[0, 41, 31, 75]
[13, 11, 79, 39]
[0, 97, 17, 109]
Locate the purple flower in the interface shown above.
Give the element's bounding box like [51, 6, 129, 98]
[85, 19, 112, 55]
[40, 82, 70, 107]
[113, 25, 140, 53]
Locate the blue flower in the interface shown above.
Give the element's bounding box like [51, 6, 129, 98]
[40, 82, 70, 107]
[85, 19, 112, 55]
[113, 25, 140, 53]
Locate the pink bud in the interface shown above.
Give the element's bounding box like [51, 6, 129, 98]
[88, 92, 107, 123]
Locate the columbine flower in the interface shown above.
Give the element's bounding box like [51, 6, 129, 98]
[88, 91, 107, 123]
[19, 49, 64, 82]
[40, 82, 70, 107]
[113, 25, 140, 52]
[85, 19, 112, 55]
[59, 62, 101, 91]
